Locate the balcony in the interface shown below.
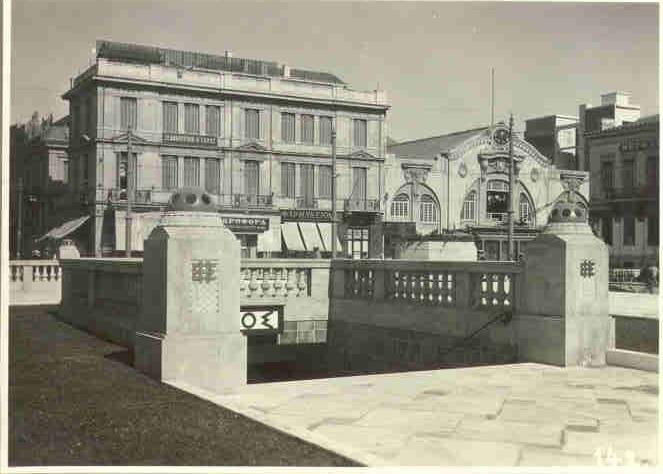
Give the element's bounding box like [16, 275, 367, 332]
[232, 194, 273, 209]
[343, 198, 381, 213]
[162, 132, 217, 147]
[295, 197, 319, 209]
[107, 188, 157, 205]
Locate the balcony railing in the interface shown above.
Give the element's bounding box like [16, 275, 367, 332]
[295, 197, 319, 209]
[232, 194, 274, 209]
[344, 198, 381, 212]
[108, 188, 155, 204]
[162, 132, 218, 147]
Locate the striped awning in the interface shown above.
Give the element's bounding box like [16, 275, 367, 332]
[35, 215, 90, 242]
[298, 222, 323, 251]
[316, 223, 342, 252]
[281, 222, 305, 251]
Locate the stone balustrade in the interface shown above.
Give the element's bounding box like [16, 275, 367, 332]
[57, 257, 331, 348]
[9, 260, 62, 306]
[335, 259, 520, 310]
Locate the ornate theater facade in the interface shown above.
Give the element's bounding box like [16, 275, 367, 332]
[384, 124, 590, 260]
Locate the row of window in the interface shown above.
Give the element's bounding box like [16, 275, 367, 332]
[600, 155, 658, 192]
[116, 97, 369, 145]
[160, 156, 222, 193]
[390, 194, 438, 223]
[158, 157, 367, 200]
[461, 190, 533, 224]
[600, 215, 659, 247]
[162, 101, 222, 136]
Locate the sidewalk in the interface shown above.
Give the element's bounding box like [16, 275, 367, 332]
[182, 362, 659, 466]
[9, 306, 357, 466]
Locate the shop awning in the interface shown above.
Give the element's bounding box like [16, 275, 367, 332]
[298, 222, 324, 251]
[35, 215, 90, 242]
[281, 222, 305, 251]
[257, 228, 282, 253]
[316, 223, 342, 252]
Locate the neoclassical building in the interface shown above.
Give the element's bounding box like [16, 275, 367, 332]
[384, 124, 590, 260]
[51, 40, 389, 258]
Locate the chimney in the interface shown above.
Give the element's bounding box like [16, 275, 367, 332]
[282, 64, 290, 78]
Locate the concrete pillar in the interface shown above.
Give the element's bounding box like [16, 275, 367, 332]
[134, 192, 245, 393]
[516, 197, 610, 366]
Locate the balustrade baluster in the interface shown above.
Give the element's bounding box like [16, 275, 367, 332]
[285, 268, 296, 297]
[248, 269, 259, 297]
[296, 269, 307, 296]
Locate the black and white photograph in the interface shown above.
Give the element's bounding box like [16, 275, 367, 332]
[3, 0, 660, 469]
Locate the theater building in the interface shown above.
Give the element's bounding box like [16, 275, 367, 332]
[55, 40, 389, 257]
[384, 124, 590, 260]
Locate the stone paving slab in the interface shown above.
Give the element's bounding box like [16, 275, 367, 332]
[185, 363, 660, 467]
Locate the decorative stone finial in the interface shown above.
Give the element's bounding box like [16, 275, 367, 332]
[167, 188, 218, 212]
[548, 197, 587, 224]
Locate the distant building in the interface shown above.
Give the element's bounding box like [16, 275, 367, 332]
[524, 114, 578, 170]
[585, 114, 659, 268]
[384, 124, 589, 260]
[55, 40, 389, 258]
[9, 113, 70, 258]
[525, 92, 642, 172]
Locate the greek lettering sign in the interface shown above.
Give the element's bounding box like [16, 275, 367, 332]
[240, 305, 284, 334]
[221, 216, 269, 233]
[281, 209, 333, 222]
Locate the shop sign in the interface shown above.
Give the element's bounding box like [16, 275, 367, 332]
[221, 216, 269, 232]
[280, 209, 333, 222]
[240, 305, 284, 334]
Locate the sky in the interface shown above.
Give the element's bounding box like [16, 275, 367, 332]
[10, 0, 659, 141]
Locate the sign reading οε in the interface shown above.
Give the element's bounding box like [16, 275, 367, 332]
[240, 305, 284, 334]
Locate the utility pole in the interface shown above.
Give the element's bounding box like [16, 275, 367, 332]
[491, 68, 495, 127]
[125, 126, 133, 258]
[507, 114, 515, 261]
[331, 125, 337, 259]
[17, 177, 23, 259]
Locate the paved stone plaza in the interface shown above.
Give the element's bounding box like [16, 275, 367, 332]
[179, 362, 659, 467]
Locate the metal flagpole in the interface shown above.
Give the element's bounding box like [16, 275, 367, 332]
[331, 125, 337, 259]
[507, 114, 515, 261]
[125, 126, 133, 258]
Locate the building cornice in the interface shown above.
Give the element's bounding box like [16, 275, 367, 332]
[63, 73, 390, 112]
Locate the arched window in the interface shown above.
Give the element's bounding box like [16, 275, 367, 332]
[462, 190, 477, 221]
[486, 180, 509, 223]
[390, 193, 410, 221]
[419, 195, 438, 223]
[519, 193, 533, 224]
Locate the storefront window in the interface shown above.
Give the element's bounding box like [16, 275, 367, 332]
[346, 227, 369, 259]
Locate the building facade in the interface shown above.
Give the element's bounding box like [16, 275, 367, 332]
[58, 41, 389, 258]
[586, 115, 659, 268]
[384, 124, 590, 260]
[525, 92, 642, 172]
[10, 113, 70, 258]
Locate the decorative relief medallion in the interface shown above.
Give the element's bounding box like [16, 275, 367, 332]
[458, 163, 468, 178]
[580, 259, 596, 278]
[492, 127, 510, 146]
[191, 259, 218, 283]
